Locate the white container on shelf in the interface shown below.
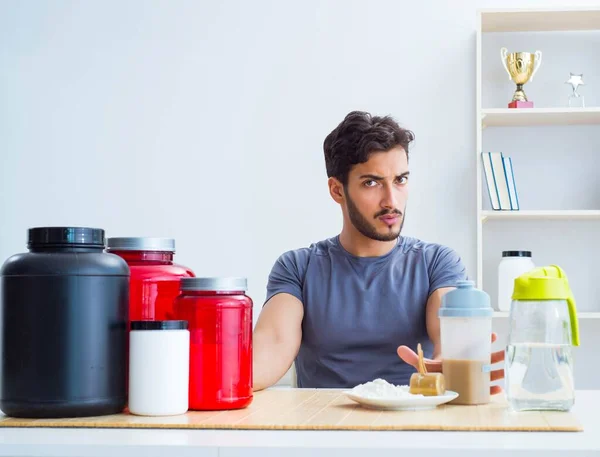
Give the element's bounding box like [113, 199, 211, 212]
[497, 251, 535, 312]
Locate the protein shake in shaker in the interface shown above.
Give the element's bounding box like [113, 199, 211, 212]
[438, 280, 493, 405]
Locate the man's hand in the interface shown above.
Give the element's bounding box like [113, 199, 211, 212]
[396, 332, 505, 395]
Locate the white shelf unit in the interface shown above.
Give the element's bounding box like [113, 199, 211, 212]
[482, 107, 600, 127]
[481, 8, 600, 32]
[475, 7, 600, 316]
[481, 210, 600, 221]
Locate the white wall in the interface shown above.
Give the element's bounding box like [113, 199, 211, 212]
[1, 0, 600, 389]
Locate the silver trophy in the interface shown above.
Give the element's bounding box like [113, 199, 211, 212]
[565, 72, 585, 108]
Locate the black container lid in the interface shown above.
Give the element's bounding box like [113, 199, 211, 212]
[502, 250, 532, 257]
[130, 320, 188, 331]
[28, 227, 105, 248]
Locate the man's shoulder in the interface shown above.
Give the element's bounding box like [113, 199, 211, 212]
[275, 236, 338, 266]
[266, 237, 339, 289]
[400, 236, 466, 283]
[399, 236, 458, 256]
[398, 236, 464, 270]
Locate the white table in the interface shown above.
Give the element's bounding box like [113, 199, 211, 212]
[0, 390, 597, 457]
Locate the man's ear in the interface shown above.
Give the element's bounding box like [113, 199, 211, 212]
[328, 177, 345, 204]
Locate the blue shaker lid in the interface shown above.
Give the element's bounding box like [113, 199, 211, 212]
[438, 280, 493, 318]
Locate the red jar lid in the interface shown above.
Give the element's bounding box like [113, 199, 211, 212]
[180, 277, 247, 292]
[107, 237, 175, 252]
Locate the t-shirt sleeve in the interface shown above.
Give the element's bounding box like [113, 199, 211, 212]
[264, 249, 310, 305]
[427, 244, 468, 296]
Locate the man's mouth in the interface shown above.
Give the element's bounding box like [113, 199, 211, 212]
[378, 214, 400, 226]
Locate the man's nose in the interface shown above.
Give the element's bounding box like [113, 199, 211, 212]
[381, 185, 398, 210]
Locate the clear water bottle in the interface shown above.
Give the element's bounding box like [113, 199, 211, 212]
[505, 265, 580, 412]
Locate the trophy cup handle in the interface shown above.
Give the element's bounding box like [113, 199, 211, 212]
[530, 50, 542, 81]
[500, 47, 511, 80]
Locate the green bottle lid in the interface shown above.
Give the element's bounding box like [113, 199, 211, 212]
[512, 265, 579, 346]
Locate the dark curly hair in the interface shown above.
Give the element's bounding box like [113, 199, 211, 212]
[323, 111, 415, 185]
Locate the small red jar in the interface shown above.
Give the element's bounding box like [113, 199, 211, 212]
[106, 237, 194, 323]
[174, 277, 253, 410]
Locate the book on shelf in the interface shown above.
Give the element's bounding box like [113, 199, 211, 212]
[481, 152, 519, 211]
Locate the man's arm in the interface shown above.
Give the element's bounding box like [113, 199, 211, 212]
[397, 244, 466, 367]
[424, 245, 466, 360]
[425, 286, 454, 361]
[252, 292, 304, 392]
[398, 245, 505, 394]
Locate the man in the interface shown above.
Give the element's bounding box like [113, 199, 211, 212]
[252, 110, 504, 392]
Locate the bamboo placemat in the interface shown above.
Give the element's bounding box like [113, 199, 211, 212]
[0, 389, 583, 431]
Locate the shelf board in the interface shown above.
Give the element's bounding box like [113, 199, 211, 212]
[481, 210, 600, 221]
[481, 8, 600, 32]
[494, 311, 600, 319]
[481, 107, 600, 127]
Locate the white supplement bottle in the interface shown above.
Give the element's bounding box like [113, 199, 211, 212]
[497, 251, 535, 312]
[128, 320, 189, 416]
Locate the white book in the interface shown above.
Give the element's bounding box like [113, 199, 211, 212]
[503, 156, 519, 210]
[489, 152, 511, 210]
[481, 152, 500, 210]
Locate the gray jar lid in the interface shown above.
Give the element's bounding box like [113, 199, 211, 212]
[106, 237, 175, 252]
[181, 277, 247, 292]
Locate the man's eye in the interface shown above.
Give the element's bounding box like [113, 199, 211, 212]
[397, 176, 408, 185]
[364, 180, 377, 187]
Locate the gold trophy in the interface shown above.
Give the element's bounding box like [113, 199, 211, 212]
[500, 47, 542, 108]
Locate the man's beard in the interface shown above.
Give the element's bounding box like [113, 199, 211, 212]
[344, 187, 404, 242]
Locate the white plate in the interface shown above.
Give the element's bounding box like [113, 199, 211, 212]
[344, 390, 459, 411]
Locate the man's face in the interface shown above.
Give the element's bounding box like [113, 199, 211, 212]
[342, 146, 409, 242]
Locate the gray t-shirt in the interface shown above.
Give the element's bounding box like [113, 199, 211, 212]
[265, 235, 467, 388]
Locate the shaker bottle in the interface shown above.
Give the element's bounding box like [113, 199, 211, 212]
[506, 265, 579, 412]
[438, 280, 493, 405]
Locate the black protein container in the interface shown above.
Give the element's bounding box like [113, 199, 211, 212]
[0, 227, 130, 418]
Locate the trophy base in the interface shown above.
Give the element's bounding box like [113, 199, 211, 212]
[568, 95, 585, 108]
[508, 100, 534, 109]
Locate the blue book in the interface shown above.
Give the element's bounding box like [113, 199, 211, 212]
[503, 156, 519, 210]
[489, 152, 511, 210]
[481, 152, 500, 210]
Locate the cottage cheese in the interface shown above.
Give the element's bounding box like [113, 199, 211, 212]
[350, 378, 423, 399]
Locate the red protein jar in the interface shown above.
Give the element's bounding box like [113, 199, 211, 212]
[106, 237, 194, 323]
[174, 277, 253, 410]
